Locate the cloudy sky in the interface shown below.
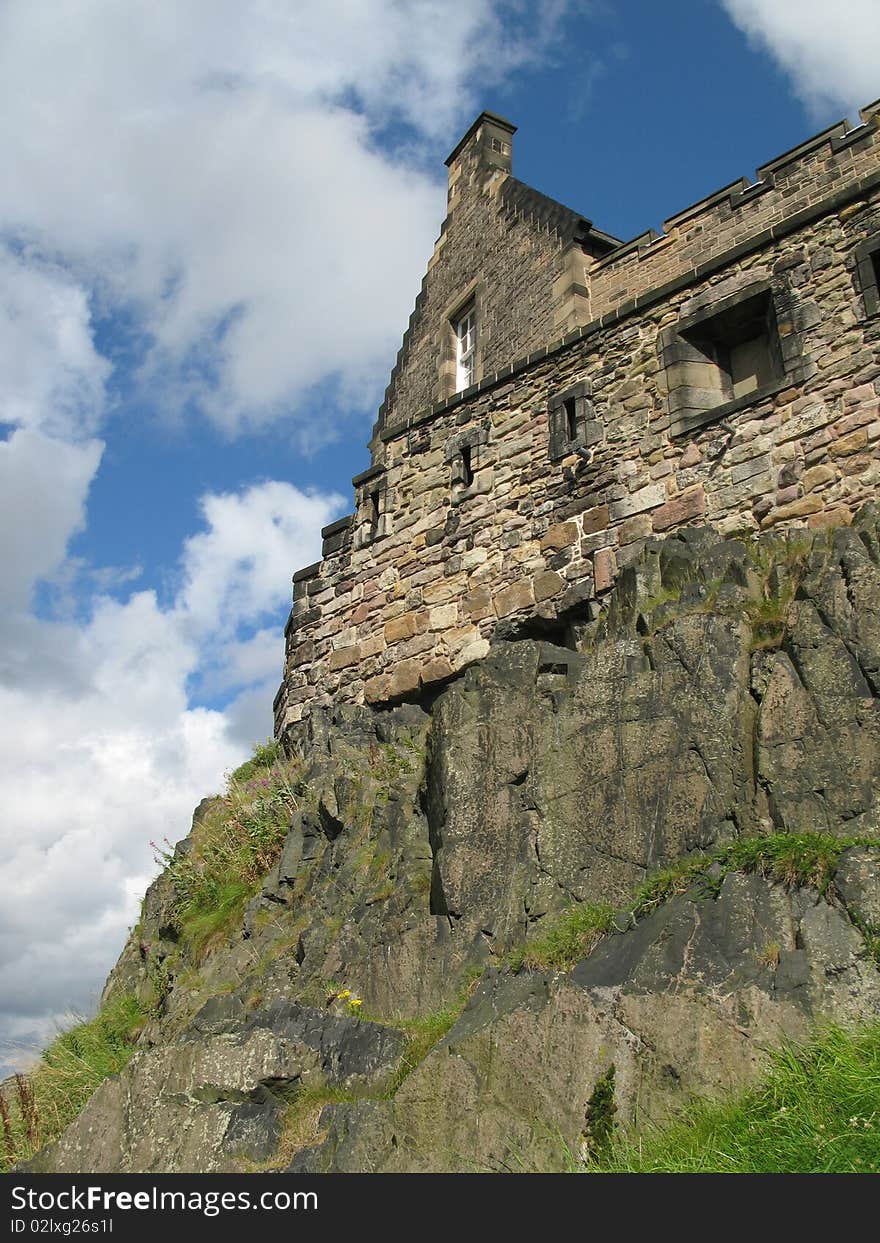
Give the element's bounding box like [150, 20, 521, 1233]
[1, 0, 877, 1074]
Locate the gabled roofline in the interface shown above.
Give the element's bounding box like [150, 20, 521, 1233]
[445, 111, 517, 166]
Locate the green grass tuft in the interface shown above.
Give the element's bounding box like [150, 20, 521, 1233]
[508, 903, 616, 972]
[153, 747, 305, 962]
[0, 993, 151, 1171]
[586, 1022, 880, 1173]
[508, 832, 879, 974]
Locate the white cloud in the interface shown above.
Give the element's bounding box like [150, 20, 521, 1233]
[0, 478, 341, 1075]
[0, 0, 580, 1076]
[0, 0, 566, 436]
[721, 0, 880, 118]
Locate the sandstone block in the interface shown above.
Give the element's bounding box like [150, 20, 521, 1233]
[540, 521, 579, 552]
[387, 658, 422, 698]
[363, 674, 391, 704]
[807, 505, 852, 529]
[420, 657, 455, 686]
[828, 429, 868, 456]
[608, 482, 665, 522]
[532, 570, 565, 602]
[453, 638, 490, 670]
[327, 645, 361, 671]
[652, 486, 706, 532]
[384, 612, 422, 643]
[760, 496, 823, 527]
[494, 580, 535, 617]
[463, 585, 492, 620]
[593, 547, 618, 593]
[429, 604, 459, 631]
[619, 514, 653, 545]
[580, 503, 610, 535]
[801, 464, 835, 492]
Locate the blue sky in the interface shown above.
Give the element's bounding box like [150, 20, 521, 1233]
[1, 0, 877, 1071]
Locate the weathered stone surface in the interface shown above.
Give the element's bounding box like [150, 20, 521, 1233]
[532, 570, 565, 602]
[493, 579, 534, 617]
[30, 1005, 405, 1174]
[593, 546, 617, 592]
[540, 521, 578, 552]
[37, 512, 880, 1175]
[294, 870, 880, 1173]
[835, 847, 880, 929]
[652, 486, 706, 531]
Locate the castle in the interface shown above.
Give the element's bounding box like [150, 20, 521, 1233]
[274, 104, 880, 748]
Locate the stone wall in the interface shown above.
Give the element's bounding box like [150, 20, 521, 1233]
[274, 103, 880, 745]
[372, 112, 616, 445]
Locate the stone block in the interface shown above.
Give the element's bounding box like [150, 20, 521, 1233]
[420, 656, 455, 686]
[532, 570, 565, 602]
[540, 521, 579, 551]
[651, 486, 706, 532]
[429, 604, 459, 630]
[494, 580, 535, 617]
[580, 503, 610, 535]
[384, 612, 421, 643]
[608, 482, 665, 522]
[454, 638, 490, 670]
[619, 513, 653, 545]
[363, 674, 391, 704]
[828, 429, 868, 456]
[387, 658, 422, 698]
[327, 645, 361, 672]
[759, 496, 823, 527]
[463, 585, 492, 620]
[593, 547, 618, 593]
[801, 464, 835, 492]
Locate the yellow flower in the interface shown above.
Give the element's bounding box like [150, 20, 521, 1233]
[338, 989, 351, 1000]
[350, 997, 363, 1007]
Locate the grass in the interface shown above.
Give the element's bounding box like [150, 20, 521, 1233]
[585, 1022, 880, 1173]
[508, 903, 616, 972]
[153, 741, 306, 961]
[507, 831, 880, 973]
[245, 1082, 359, 1171]
[0, 993, 151, 1171]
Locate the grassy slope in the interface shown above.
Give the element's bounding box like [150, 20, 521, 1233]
[587, 1023, 880, 1173]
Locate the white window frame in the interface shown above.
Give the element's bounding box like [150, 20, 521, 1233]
[454, 306, 477, 392]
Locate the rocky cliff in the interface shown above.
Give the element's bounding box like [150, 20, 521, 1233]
[26, 507, 880, 1172]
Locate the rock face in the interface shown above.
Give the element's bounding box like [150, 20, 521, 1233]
[29, 509, 880, 1173]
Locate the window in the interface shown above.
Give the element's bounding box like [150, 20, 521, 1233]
[353, 474, 388, 548]
[663, 283, 787, 437]
[459, 444, 474, 487]
[444, 422, 489, 498]
[548, 380, 599, 461]
[367, 488, 381, 540]
[454, 306, 477, 392]
[854, 235, 880, 318]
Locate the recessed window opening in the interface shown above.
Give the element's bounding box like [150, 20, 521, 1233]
[460, 444, 474, 488]
[872, 249, 880, 292]
[683, 290, 782, 406]
[368, 488, 381, 537]
[564, 396, 578, 442]
[454, 306, 476, 392]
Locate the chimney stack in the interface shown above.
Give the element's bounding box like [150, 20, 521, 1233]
[445, 111, 516, 201]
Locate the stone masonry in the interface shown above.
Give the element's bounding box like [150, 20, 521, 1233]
[274, 103, 880, 746]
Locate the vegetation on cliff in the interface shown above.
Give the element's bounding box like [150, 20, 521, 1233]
[586, 1022, 880, 1174]
[0, 993, 150, 1172]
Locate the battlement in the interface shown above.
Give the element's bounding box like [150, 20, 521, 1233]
[274, 103, 880, 746]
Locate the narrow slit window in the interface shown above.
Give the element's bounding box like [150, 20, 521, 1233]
[564, 397, 578, 443]
[460, 444, 474, 487]
[368, 489, 381, 537]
